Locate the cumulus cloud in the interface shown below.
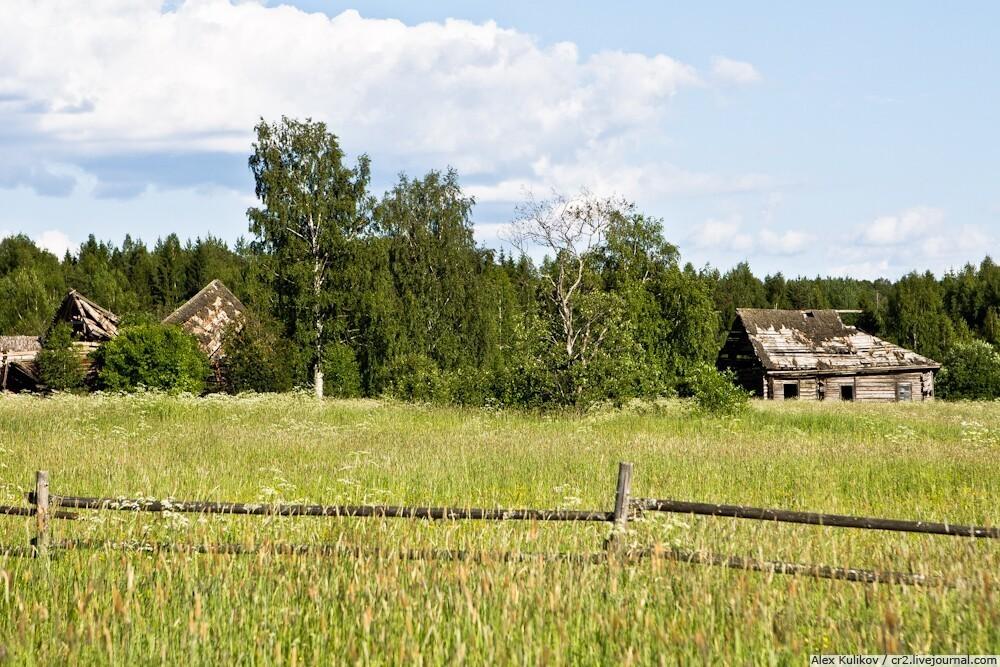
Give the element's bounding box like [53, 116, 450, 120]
[832, 207, 996, 278]
[690, 215, 754, 252]
[0, 0, 771, 202]
[711, 57, 762, 86]
[1, 3, 696, 161]
[34, 229, 73, 257]
[688, 214, 811, 256]
[758, 228, 812, 255]
[829, 258, 891, 280]
[860, 206, 944, 245]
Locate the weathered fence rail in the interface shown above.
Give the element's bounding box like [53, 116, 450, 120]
[2, 462, 996, 587]
[38, 495, 614, 522]
[642, 498, 1000, 539]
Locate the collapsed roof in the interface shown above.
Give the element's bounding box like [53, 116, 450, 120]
[162, 279, 245, 359]
[735, 308, 940, 373]
[0, 335, 42, 355]
[51, 290, 120, 342]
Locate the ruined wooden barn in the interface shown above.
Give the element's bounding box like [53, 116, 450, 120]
[52, 289, 120, 343]
[716, 309, 940, 402]
[162, 279, 245, 361]
[0, 336, 42, 392]
[1, 290, 120, 392]
[52, 290, 121, 379]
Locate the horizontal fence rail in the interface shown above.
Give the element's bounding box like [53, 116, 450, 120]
[2, 463, 996, 588]
[0, 504, 78, 520]
[642, 499, 1000, 539]
[39, 495, 614, 522]
[0, 539, 944, 588]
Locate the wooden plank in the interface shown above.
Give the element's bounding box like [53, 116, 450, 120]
[642, 498, 999, 538]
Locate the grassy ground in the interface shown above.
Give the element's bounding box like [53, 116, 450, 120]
[0, 394, 998, 664]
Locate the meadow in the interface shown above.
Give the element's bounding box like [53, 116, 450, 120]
[0, 394, 998, 665]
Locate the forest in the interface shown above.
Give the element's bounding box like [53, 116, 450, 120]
[2, 118, 999, 405]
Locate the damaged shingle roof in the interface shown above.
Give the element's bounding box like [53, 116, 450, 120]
[162, 279, 245, 359]
[736, 308, 940, 372]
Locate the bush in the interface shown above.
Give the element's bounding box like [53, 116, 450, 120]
[323, 343, 362, 398]
[221, 315, 295, 394]
[937, 340, 1000, 400]
[36, 323, 85, 391]
[96, 323, 210, 394]
[686, 364, 751, 416]
[382, 354, 450, 403]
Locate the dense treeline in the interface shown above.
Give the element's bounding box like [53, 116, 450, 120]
[2, 118, 998, 404]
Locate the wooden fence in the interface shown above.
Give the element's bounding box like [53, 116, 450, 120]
[2, 464, 997, 586]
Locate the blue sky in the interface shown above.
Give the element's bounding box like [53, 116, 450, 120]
[1, 1, 997, 278]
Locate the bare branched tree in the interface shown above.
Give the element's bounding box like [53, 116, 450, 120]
[508, 191, 632, 399]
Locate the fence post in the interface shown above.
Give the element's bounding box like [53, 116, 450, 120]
[605, 461, 633, 551]
[34, 470, 49, 558]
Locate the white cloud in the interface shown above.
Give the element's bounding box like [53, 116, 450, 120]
[829, 258, 891, 280]
[758, 228, 812, 255]
[688, 214, 812, 256]
[690, 215, 753, 252]
[833, 207, 996, 278]
[711, 57, 762, 86]
[34, 229, 73, 257]
[0, 1, 774, 204]
[467, 146, 774, 204]
[860, 206, 944, 245]
[1, 2, 696, 164]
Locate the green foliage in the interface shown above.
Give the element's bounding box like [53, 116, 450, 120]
[937, 340, 1000, 400]
[4, 121, 1000, 405]
[382, 353, 450, 403]
[221, 315, 295, 394]
[885, 271, 956, 360]
[323, 343, 362, 398]
[36, 323, 85, 391]
[248, 116, 373, 394]
[96, 323, 210, 394]
[686, 364, 751, 416]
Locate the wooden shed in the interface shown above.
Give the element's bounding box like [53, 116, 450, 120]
[162, 279, 245, 360]
[0, 336, 42, 392]
[716, 309, 940, 402]
[51, 289, 120, 343]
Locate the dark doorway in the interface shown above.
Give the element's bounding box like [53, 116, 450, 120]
[840, 385, 854, 401]
[783, 383, 799, 400]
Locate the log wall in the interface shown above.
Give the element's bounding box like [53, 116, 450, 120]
[769, 371, 933, 402]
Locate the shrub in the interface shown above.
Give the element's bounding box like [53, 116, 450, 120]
[221, 315, 295, 394]
[686, 363, 751, 416]
[382, 354, 449, 403]
[36, 323, 85, 391]
[937, 340, 1000, 400]
[96, 323, 210, 394]
[323, 343, 362, 398]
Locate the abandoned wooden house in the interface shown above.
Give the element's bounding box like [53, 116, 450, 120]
[716, 309, 940, 402]
[1, 280, 246, 393]
[0, 336, 42, 392]
[1, 290, 121, 391]
[162, 279, 245, 361]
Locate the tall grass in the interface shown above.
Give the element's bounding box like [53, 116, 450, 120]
[0, 394, 998, 664]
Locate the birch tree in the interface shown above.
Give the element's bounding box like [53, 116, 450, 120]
[248, 117, 371, 398]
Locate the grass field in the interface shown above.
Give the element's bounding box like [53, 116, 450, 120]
[1, 394, 998, 664]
